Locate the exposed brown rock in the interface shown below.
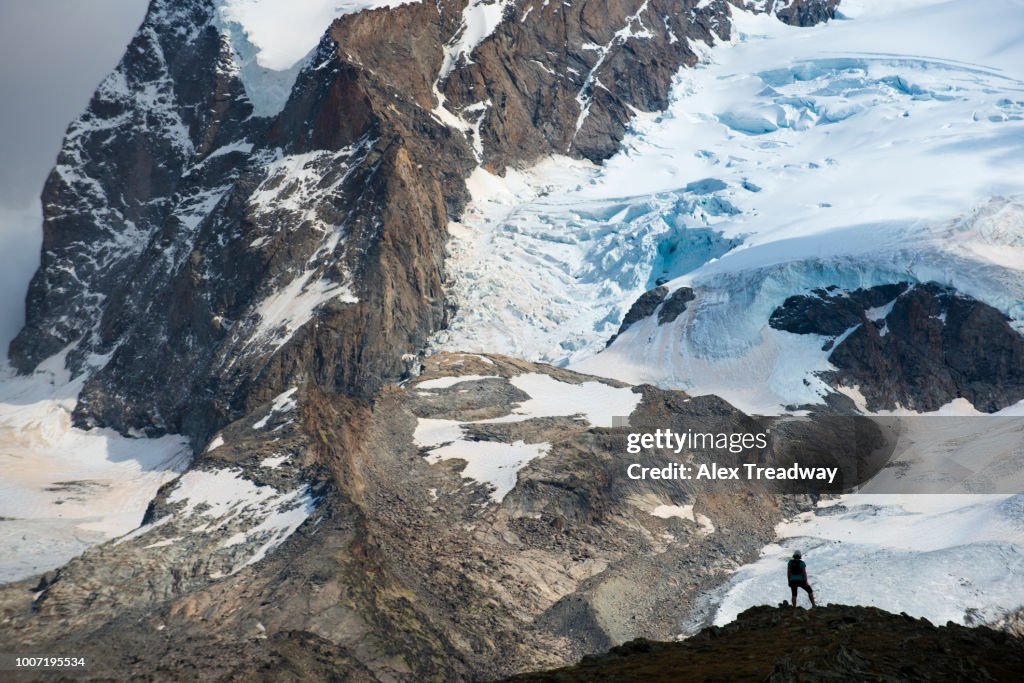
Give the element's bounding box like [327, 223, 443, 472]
[0, 354, 799, 681]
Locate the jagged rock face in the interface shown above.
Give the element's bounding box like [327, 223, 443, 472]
[10, 0, 257, 375]
[507, 604, 1024, 682]
[770, 282, 1024, 413]
[770, 284, 910, 337]
[10, 0, 477, 445]
[607, 286, 668, 345]
[445, 0, 839, 168]
[0, 354, 811, 680]
[608, 285, 695, 346]
[763, 0, 840, 26]
[657, 287, 696, 324]
[443, 0, 724, 167]
[8, 0, 838, 447]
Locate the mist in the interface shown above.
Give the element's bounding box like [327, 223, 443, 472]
[0, 0, 147, 362]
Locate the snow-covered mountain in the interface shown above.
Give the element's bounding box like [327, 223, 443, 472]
[2, 0, 1023, 679]
[439, 0, 1024, 415]
[433, 0, 1024, 637]
[0, 0, 815, 583]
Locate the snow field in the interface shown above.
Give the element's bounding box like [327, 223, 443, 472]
[253, 387, 298, 429]
[713, 494, 1024, 627]
[0, 350, 190, 583]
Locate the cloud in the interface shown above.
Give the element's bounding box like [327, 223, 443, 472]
[0, 0, 147, 363]
[0, 203, 41, 357]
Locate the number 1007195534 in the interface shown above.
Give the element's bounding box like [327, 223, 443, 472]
[3, 655, 88, 670]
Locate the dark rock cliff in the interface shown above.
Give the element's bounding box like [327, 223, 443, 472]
[770, 282, 1024, 413]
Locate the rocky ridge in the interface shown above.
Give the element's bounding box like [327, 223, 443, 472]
[769, 282, 1024, 413]
[1, 353, 819, 680]
[506, 603, 1024, 682]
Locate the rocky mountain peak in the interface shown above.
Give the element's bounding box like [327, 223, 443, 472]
[8, 0, 837, 448]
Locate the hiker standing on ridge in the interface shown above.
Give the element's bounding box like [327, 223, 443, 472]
[787, 551, 816, 608]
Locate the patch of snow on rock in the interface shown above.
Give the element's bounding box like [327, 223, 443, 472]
[651, 504, 716, 535]
[414, 372, 640, 501]
[253, 387, 298, 429]
[439, 0, 513, 80]
[249, 271, 357, 351]
[425, 440, 549, 503]
[260, 454, 290, 470]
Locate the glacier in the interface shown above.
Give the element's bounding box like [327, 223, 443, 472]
[437, 0, 1024, 413]
[433, 0, 1024, 630]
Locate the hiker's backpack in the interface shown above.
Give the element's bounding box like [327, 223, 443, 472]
[787, 559, 805, 581]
